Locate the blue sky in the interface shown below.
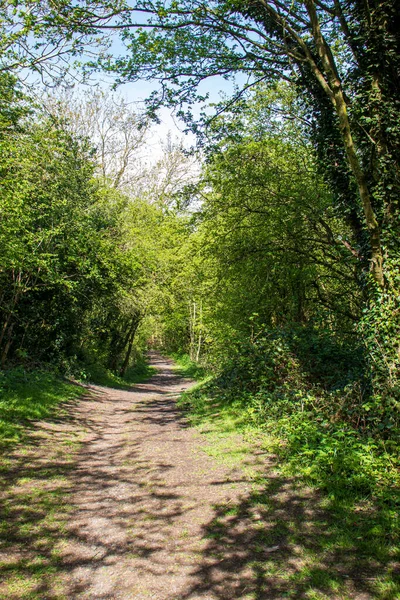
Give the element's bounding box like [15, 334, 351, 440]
[91, 29, 249, 156]
[94, 66, 247, 160]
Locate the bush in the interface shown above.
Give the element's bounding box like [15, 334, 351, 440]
[179, 328, 399, 509]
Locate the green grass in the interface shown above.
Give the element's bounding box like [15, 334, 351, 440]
[0, 352, 157, 452]
[169, 352, 209, 381]
[0, 367, 85, 450]
[0, 367, 88, 599]
[80, 355, 157, 389]
[0, 436, 84, 599]
[0, 356, 157, 599]
[177, 381, 400, 599]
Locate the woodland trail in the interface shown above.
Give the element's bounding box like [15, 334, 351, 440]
[0, 355, 383, 600]
[56, 354, 279, 600]
[60, 353, 258, 599]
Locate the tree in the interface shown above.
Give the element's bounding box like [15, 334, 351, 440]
[3, 2, 399, 284]
[95, 0, 398, 401]
[45, 88, 150, 189]
[140, 134, 200, 206]
[0, 0, 122, 83]
[189, 130, 362, 368]
[0, 79, 147, 370]
[86, 0, 398, 289]
[2, 0, 398, 397]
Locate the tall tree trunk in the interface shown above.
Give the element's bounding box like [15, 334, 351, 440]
[119, 316, 141, 377]
[195, 300, 203, 362]
[1, 322, 14, 368]
[304, 0, 384, 287]
[189, 300, 196, 361]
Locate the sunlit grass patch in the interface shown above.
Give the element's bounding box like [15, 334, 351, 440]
[80, 354, 157, 389]
[0, 368, 86, 599]
[0, 474, 76, 599]
[169, 352, 209, 381]
[0, 368, 84, 450]
[178, 379, 400, 599]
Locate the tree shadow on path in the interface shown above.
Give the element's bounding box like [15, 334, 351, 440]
[179, 465, 399, 599]
[1, 356, 398, 599]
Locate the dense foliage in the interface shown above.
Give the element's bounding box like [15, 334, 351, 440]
[0, 74, 191, 377]
[149, 82, 399, 543]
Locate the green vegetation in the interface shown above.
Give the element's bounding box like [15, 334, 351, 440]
[0, 382, 86, 600]
[170, 353, 209, 382]
[0, 73, 192, 380]
[179, 343, 399, 508]
[79, 354, 158, 389]
[178, 370, 400, 598]
[0, 367, 85, 599]
[0, 368, 85, 450]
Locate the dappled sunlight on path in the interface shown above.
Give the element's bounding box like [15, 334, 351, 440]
[0, 354, 393, 599]
[58, 354, 254, 599]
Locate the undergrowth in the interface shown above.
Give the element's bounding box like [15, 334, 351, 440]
[169, 352, 209, 381]
[177, 332, 400, 597]
[78, 353, 157, 389]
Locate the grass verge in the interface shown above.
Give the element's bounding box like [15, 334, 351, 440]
[169, 352, 209, 381]
[178, 379, 400, 599]
[0, 367, 85, 450]
[79, 354, 157, 389]
[0, 367, 88, 599]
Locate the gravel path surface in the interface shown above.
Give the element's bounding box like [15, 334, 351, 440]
[60, 354, 254, 600]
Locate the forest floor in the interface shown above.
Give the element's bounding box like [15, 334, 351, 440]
[0, 355, 397, 600]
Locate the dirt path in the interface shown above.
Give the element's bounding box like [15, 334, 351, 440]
[58, 354, 258, 599]
[1, 355, 388, 600]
